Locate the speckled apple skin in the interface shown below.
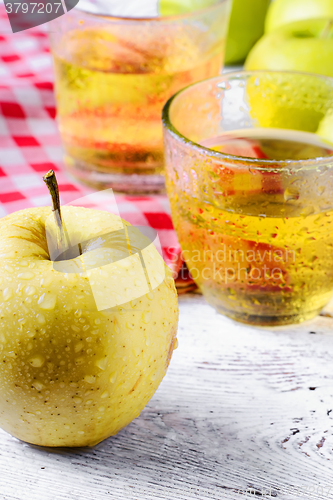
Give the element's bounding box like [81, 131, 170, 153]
[0, 207, 178, 447]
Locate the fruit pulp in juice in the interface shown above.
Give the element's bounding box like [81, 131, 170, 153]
[53, 27, 223, 175]
[172, 128, 333, 325]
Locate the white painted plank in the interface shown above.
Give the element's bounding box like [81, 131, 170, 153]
[0, 294, 332, 500]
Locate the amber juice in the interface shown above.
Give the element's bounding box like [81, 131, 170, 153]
[52, 27, 223, 179]
[171, 129, 333, 325]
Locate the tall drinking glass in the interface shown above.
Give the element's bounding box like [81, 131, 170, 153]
[49, 0, 231, 193]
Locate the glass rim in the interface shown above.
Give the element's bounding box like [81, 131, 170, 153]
[74, 0, 229, 23]
[162, 70, 333, 172]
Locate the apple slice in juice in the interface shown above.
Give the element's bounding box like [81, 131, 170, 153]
[202, 128, 333, 196]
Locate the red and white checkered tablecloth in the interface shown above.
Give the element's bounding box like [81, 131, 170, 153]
[0, 5, 180, 266]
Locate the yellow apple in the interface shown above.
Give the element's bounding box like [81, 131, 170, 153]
[0, 203, 178, 447]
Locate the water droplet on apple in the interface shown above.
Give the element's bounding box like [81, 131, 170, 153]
[143, 311, 152, 324]
[73, 397, 82, 404]
[18, 318, 26, 331]
[84, 375, 95, 384]
[101, 390, 109, 399]
[36, 313, 46, 325]
[29, 356, 45, 368]
[40, 276, 53, 287]
[133, 346, 141, 357]
[18, 272, 35, 280]
[25, 285, 37, 296]
[98, 406, 105, 413]
[95, 357, 108, 370]
[3, 287, 13, 302]
[32, 381, 44, 391]
[74, 342, 84, 353]
[109, 373, 116, 383]
[4, 265, 14, 274]
[38, 293, 57, 310]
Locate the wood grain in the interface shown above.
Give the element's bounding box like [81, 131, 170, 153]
[1, 294, 333, 499]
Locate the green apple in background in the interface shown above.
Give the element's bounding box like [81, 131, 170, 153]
[265, 0, 333, 33]
[245, 18, 333, 77]
[225, 0, 270, 64]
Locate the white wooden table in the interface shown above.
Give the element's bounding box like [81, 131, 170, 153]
[1, 293, 332, 500]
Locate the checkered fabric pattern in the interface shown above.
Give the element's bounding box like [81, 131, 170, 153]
[0, 4, 180, 266]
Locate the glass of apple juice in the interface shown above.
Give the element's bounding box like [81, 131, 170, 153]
[48, 0, 231, 193]
[162, 71, 333, 326]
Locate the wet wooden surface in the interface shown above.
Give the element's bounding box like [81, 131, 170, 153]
[1, 293, 333, 499]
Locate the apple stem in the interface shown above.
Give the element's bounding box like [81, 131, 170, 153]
[43, 169, 77, 259]
[43, 170, 83, 260]
[43, 169, 63, 228]
[320, 19, 333, 39]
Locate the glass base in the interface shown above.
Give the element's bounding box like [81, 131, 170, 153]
[65, 156, 166, 194]
[215, 305, 321, 326]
